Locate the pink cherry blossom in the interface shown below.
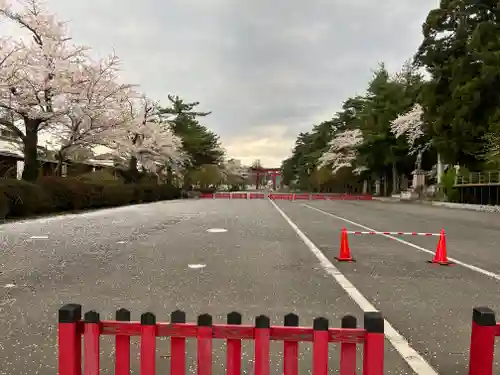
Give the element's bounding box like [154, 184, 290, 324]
[390, 104, 425, 148]
[319, 128, 364, 173]
[104, 95, 186, 172]
[0, 0, 88, 127]
[46, 53, 136, 157]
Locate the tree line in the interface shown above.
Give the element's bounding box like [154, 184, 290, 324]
[0, 0, 245, 188]
[281, 1, 500, 197]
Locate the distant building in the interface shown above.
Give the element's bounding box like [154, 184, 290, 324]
[0, 125, 120, 179]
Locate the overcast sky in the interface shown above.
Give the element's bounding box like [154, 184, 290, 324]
[42, 0, 436, 166]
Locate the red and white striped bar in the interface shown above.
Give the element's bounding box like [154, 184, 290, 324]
[346, 231, 440, 237]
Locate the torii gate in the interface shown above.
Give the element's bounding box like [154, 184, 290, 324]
[250, 167, 281, 190]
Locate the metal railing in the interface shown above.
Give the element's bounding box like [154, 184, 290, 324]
[455, 171, 500, 186]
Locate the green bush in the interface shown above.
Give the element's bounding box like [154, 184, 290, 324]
[76, 170, 124, 184]
[0, 178, 53, 217]
[439, 169, 460, 202]
[0, 192, 9, 218]
[132, 183, 181, 203]
[102, 184, 135, 206]
[0, 175, 181, 220]
[159, 184, 181, 200]
[37, 176, 93, 210]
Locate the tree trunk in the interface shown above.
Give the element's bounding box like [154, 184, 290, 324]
[56, 151, 64, 177]
[127, 156, 139, 183]
[391, 163, 398, 194]
[436, 152, 443, 185]
[129, 156, 138, 172]
[22, 118, 41, 182]
[383, 172, 388, 196]
[166, 165, 173, 185]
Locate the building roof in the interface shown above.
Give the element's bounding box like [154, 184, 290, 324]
[0, 137, 117, 168]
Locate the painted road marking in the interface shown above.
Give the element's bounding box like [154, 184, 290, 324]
[206, 228, 227, 233]
[270, 200, 439, 375]
[30, 235, 48, 239]
[188, 264, 206, 269]
[303, 203, 500, 282]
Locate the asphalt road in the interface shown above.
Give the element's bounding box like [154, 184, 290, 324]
[0, 198, 499, 374]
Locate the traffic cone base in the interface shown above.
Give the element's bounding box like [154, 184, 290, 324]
[336, 228, 355, 262]
[427, 259, 454, 266]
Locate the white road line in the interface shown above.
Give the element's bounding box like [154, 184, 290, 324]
[206, 228, 228, 233]
[188, 264, 206, 269]
[270, 200, 439, 375]
[303, 203, 500, 282]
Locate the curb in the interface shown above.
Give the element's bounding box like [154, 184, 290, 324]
[372, 197, 500, 213]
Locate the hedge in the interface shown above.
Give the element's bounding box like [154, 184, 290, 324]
[0, 177, 181, 219]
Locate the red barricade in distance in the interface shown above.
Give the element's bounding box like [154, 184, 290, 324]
[326, 195, 344, 200]
[294, 193, 310, 200]
[468, 307, 500, 375]
[325, 194, 373, 201]
[58, 304, 385, 375]
[231, 193, 248, 199]
[270, 194, 293, 200]
[249, 193, 265, 199]
[346, 194, 372, 200]
[199, 193, 214, 199]
[311, 194, 327, 200]
[215, 193, 231, 199]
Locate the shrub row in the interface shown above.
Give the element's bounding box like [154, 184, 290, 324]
[0, 176, 181, 219]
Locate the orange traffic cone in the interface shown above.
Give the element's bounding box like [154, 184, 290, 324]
[428, 229, 453, 266]
[336, 228, 355, 262]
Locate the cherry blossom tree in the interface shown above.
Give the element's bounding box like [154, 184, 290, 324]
[484, 133, 500, 162]
[390, 103, 433, 171]
[0, 0, 88, 180]
[319, 129, 364, 173]
[104, 95, 186, 181]
[390, 104, 426, 152]
[222, 158, 247, 187]
[46, 53, 135, 175]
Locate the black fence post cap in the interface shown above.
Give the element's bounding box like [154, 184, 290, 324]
[473, 307, 496, 326]
[227, 312, 242, 325]
[171, 310, 186, 324]
[341, 315, 357, 329]
[197, 314, 213, 327]
[59, 304, 82, 323]
[364, 311, 384, 333]
[141, 312, 156, 325]
[313, 317, 329, 331]
[255, 315, 270, 328]
[284, 313, 299, 327]
[116, 308, 131, 321]
[84, 311, 100, 323]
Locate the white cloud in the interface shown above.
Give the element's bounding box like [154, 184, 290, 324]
[224, 125, 294, 167]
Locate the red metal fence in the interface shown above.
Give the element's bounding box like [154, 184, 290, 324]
[269, 193, 294, 201]
[468, 307, 500, 375]
[199, 193, 214, 199]
[231, 193, 248, 199]
[214, 193, 231, 199]
[198, 193, 372, 201]
[58, 304, 385, 375]
[293, 193, 310, 200]
[249, 193, 266, 199]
